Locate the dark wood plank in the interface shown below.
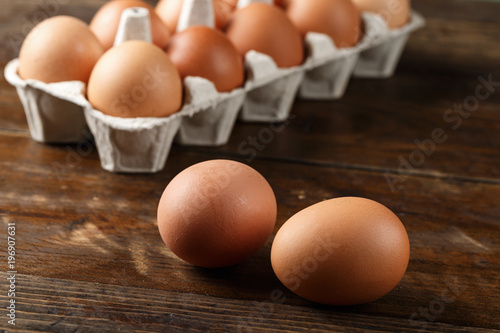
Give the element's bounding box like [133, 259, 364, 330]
[413, 0, 500, 23]
[200, 70, 500, 181]
[0, 133, 498, 330]
[2, 273, 499, 333]
[402, 18, 500, 75]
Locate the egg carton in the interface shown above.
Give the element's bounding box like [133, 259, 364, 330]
[240, 51, 304, 122]
[238, 4, 425, 119]
[296, 12, 381, 101]
[239, 0, 355, 121]
[174, 80, 246, 147]
[84, 77, 246, 172]
[173, 0, 247, 147]
[4, 59, 89, 143]
[353, 10, 426, 78]
[4, 5, 246, 173]
[236, 1, 393, 120]
[4, 57, 245, 173]
[84, 4, 247, 172]
[4, 0, 425, 173]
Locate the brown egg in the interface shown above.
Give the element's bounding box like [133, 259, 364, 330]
[274, 0, 289, 8]
[18, 16, 104, 84]
[225, 3, 304, 68]
[166, 26, 244, 92]
[87, 40, 182, 118]
[351, 0, 410, 29]
[213, 0, 238, 28]
[286, 0, 361, 48]
[156, 0, 238, 32]
[155, 0, 183, 32]
[271, 197, 410, 305]
[157, 160, 277, 268]
[90, 0, 170, 50]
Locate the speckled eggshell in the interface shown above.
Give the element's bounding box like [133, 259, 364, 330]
[351, 0, 410, 29]
[286, 0, 362, 48]
[18, 16, 104, 84]
[166, 26, 244, 92]
[90, 0, 171, 50]
[87, 40, 182, 118]
[271, 197, 410, 305]
[224, 2, 304, 68]
[157, 160, 277, 268]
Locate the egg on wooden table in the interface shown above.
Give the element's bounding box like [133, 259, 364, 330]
[18, 16, 104, 84]
[157, 160, 277, 268]
[271, 197, 410, 305]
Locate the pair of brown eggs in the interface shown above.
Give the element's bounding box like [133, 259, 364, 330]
[157, 160, 411, 306]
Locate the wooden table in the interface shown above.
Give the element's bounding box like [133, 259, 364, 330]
[1, 1, 499, 332]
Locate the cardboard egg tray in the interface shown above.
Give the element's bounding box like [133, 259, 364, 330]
[354, 10, 425, 78]
[4, 0, 425, 173]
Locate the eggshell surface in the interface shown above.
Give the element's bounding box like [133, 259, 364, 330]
[351, 0, 410, 29]
[156, 0, 238, 32]
[225, 3, 304, 68]
[271, 197, 410, 305]
[166, 26, 244, 92]
[18, 16, 104, 84]
[87, 40, 182, 118]
[157, 160, 277, 268]
[90, 0, 171, 50]
[286, 0, 361, 48]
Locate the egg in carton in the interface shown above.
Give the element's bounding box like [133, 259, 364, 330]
[236, 0, 305, 123]
[84, 4, 247, 173]
[84, 80, 232, 172]
[298, 12, 385, 101]
[83, 8, 181, 173]
[234, 0, 390, 120]
[353, 10, 425, 78]
[173, 0, 247, 147]
[4, 60, 89, 143]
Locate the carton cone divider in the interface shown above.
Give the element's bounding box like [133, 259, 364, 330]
[176, 0, 215, 32]
[237, 0, 272, 9]
[114, 7, 152, 46]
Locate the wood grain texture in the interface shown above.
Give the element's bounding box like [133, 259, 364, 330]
[1, 0, 499, 332]
[3, 273, 500, 333]
[0, 134, 499, 331]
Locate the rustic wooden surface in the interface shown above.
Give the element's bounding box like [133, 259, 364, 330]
[1, 0, 499, 332]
